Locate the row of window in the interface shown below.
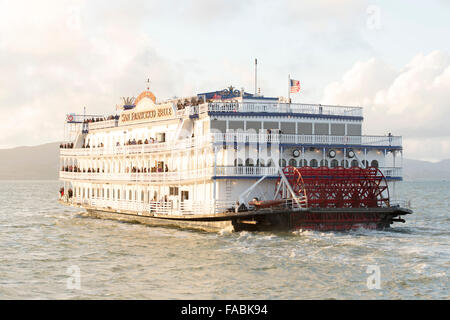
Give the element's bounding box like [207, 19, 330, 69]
[211, 120, 362, 135]
[75, 187, 165, 201]
[234, 158, 379, 168]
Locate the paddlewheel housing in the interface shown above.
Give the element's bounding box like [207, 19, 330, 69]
[276, 166, 390, 209]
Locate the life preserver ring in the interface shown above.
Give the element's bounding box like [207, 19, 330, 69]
[328, 149, 336, 158]
[67, 115, 74, 122]
[347, 150, 355, 158]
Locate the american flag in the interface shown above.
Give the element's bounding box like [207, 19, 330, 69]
[290, 79, 301, 93]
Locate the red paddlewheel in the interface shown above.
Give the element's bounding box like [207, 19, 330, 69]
[276, 166, 390, 209]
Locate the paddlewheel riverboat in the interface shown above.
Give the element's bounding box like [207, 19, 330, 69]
[59, 84, 412, 232]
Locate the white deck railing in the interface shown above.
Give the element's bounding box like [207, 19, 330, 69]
[60, 133, 402, 157]
[64, 197, 234, 215]
[204, 102, 363, 117]
[60, 168, 215, 182]
[60, 166, 402, 182]
[212, 133, 401, 147]
[87, 119, 118, 130]
[59, 136, 209, 156]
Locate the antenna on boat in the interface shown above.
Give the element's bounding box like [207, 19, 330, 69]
[146, 78, 151, 91]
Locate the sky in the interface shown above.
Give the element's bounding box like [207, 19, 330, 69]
[1, 0, 449, 161]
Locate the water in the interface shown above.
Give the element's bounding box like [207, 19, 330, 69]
[0, 180, 448, 299]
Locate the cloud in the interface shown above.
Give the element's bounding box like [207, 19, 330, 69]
[0, 0, 193, 148]
[322, 50, 450, 161]
[0, 0, 447, 164]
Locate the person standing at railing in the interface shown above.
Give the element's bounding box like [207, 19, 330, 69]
[388, 132, 392, 146]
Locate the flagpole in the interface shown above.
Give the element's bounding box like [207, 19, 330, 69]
[255, 58, 258, 95]
[288, 74, 291, 104]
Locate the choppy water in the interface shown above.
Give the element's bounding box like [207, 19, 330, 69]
[0, 180, 448, 299]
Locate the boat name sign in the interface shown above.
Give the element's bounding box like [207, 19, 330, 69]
[120, 103, 174, 124]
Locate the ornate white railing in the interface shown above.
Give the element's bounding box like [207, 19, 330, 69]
[87, 119, 118, 130]
[64, 197, 234, 215]
[60, 136, 210, 156]
[215, 166, 278, 176]
[211, 133, 401, 147]
[204, 102, 363, 117]
[380, 167, 402, 178]
[60, 168, 215, 182]
[60, 133, 402, 157]
[60, 166, 402, 182]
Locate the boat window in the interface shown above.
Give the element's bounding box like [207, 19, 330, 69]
[246, 121, 261, 131]
[310, 159, 318, 168]
[257, 159, 265, 167]
[210, 120, 226, 133]
[320, 159, 328, 167]
[228, 121, 244, 130]
[299, 159, 307, 167]
[169, 187, 179, 196]
[330, 124, 345, 136]
[234, 158, 243, 167]
[263, 122, 279, 130]
[330, 159, 339, 168]
[280, 122, 296, 134]
[245, 158, 254, 167]
[347, 124, 362, 136]
[279, 159, 287, 167]
[297, 123, 312, 135]
[341, 160, 349, 168]
[371, 160, 379, 168]
[288, 159, 297, 167]
[351, 160, 359, 167]
[314, 123, 329, 135]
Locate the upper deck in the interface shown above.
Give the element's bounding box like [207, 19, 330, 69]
[66, 101, 363, 135]
[203, 102, 363, 119]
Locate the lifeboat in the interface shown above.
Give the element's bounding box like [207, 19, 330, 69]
[248, 199, 285, 208]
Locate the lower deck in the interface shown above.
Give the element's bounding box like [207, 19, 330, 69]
[60, 199, 412, 233]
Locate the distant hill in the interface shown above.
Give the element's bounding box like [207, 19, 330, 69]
[0, 142, 449, 181]
[0, 142, 60, 180]
[403, 158, 450, 181]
